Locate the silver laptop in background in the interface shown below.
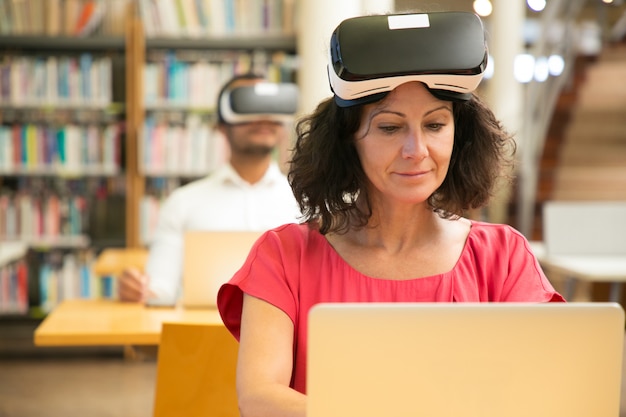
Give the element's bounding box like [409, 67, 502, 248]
[181, 230, 262, 308]
[307, 302, 624, 417]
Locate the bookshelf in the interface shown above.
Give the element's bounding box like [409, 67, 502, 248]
[0, 0, 298, 316]
[0, 0, 132, 316]
[131, 0, 298, 246]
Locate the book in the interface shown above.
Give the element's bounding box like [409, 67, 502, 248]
[180, 0, 201, 37]
[155, 0, 180, 36]
[194, 0, 208, 35]
[0, 0, 13, 35]
[45, 0, 61, 35]
[10, 0, 26, 35]
[174, 0, 187, 35]
[139, 0, 158, 37]
[75, 0, 106, 37]
[64, 0, 81, 36]
[103, 0, 130, 35]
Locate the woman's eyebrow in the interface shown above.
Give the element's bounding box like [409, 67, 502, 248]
[370, 104, 452, 119]
[425, 105, 453, 116]
[369, 108, 404, 119]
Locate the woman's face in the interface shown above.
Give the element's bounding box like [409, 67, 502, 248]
[354, 82, 455, 206]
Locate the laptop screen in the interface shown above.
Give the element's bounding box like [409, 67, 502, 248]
[307, 302, 624, 417]
[181, 230, 262, 308]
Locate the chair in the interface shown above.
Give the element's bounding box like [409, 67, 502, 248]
[542, 201, 626, 256]
[536, 200, 626, 301]
[153, 322, 239, 417]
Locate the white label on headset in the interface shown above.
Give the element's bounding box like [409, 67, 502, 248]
[254, 82, 279, 96]
[387, 14, 430, 30]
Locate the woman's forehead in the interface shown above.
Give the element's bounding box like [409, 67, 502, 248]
[364, 83, 451, 114]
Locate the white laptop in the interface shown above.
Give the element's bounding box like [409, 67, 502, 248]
[181, 230, 262, 308]
[307, 302, 625, 417]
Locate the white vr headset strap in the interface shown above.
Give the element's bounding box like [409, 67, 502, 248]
[327, 63, 484, 102]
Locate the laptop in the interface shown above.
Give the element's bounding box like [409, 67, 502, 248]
[307, 302, 625, 417]
[180, 230, 262, 308]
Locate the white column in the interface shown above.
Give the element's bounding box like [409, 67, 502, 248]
[296, 0, 395, 116]
[482, 1, 526, 225]
[362, 0, 394, 14]
[296, 0, 362, 115]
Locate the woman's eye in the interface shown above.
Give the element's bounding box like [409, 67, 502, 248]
[427, 123, 444, 131]
[378, 125, 400, 134]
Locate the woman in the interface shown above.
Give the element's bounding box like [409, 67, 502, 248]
[218, 12, 564, 417]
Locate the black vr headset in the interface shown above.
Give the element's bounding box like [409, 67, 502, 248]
[218, 82, 299, 124]
[328, 12, 488, 107]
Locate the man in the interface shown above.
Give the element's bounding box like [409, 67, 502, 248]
[118, 73, 301, 304]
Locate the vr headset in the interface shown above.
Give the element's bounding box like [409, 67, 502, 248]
[328, 12, 488, 107]
[219, 82, 299, 124]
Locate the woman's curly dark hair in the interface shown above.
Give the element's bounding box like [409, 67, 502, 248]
[288, 90, 515, 235]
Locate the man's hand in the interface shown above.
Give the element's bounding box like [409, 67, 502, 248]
[118, 267, 150, 302]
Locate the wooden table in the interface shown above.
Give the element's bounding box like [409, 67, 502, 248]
[34, 299, 223, 346]
[92, 248, 149, 276]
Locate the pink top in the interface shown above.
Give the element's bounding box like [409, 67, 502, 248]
[218, 221, 565, 393]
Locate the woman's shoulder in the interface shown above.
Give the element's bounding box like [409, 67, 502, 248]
[261, 222, 325, 248]
[467, 220, 529, 246]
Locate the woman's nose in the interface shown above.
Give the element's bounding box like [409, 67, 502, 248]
[401, 130, 429, 160]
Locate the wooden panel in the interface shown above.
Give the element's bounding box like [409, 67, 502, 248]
[553, 167, 626, 200]
[153, 323, 239, 417]
[125, 2, 146, 248]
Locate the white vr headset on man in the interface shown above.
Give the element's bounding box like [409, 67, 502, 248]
[328, 12, 489, 107]
[219, 82, 299, 124]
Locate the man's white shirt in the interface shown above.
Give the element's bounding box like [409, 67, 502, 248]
[146, 162, 301, 303]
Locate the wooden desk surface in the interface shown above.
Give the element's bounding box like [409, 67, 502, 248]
[34, 299, 223, 346]
[92, 248, 149, 276]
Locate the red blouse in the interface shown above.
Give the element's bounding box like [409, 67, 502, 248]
[218, 221, 565, 393]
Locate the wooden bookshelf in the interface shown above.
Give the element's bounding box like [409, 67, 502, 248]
[145, 35, 296, 51]
[133, 1, 298, 246]
[125, 6, 144, 249]
[0, 0, 132, 315]
[0, 35, 125, 51]
[0, 0, 299, 314]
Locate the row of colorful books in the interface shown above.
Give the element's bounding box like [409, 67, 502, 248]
[0, 122, 122, 174]
[0, 247, 111, 316]
[139, 0, 296, 38]
[2, 175, 127, 196]
[0, 0, 130, 37]
[140, 195, 163, 245]
[140, 177, 191, 244]
[0, 54, 113, 106]
[144, 50, 297, 108]
[141, 114, 228, 176]
[38, 250, 117, 313]
[0, 193, 88, 241]
[0, 258, 28, 314]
